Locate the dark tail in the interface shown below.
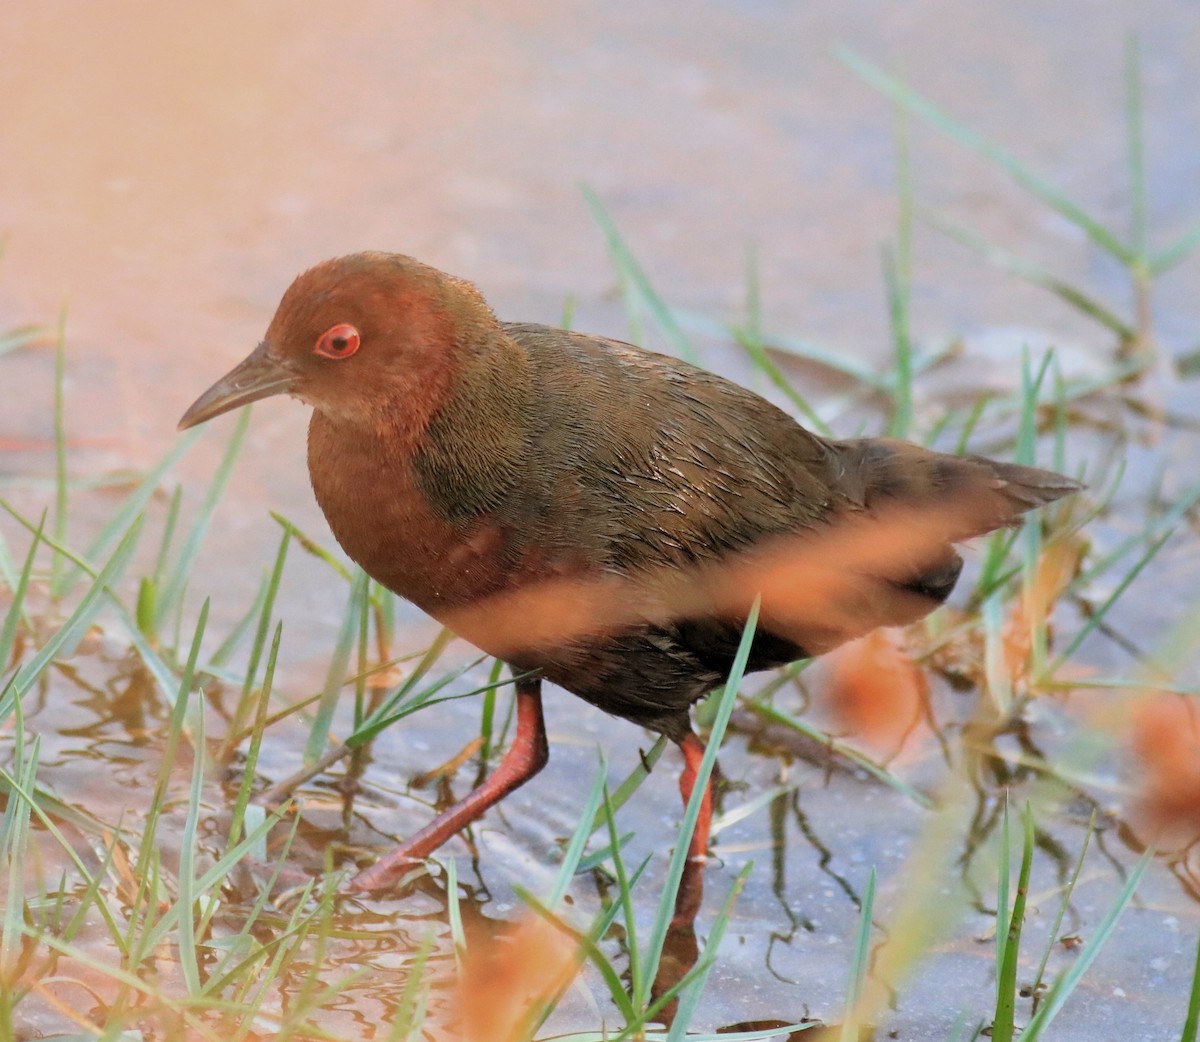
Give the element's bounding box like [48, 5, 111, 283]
[980, 457, 1084, 520]
[838, 437, 1082, 540]
[818, 437, 1083, 626]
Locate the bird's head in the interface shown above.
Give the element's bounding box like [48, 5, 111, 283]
[178, 252, 498, 432]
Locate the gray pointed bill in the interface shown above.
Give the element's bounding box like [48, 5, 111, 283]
[178, 342, 294, 431]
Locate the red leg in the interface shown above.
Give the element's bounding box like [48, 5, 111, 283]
[675, 731, 713, 864]
[348, 677, 548, 893]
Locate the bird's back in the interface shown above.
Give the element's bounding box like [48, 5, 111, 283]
[495, 323, 848, 569]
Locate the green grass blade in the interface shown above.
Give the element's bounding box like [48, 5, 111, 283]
[352, 567, 372, 727]
[140, 807, 290, 956]
[271, 510, 353, 582]
[50, 307, 69, 597]
[883, 245, 913, 438]
[518, 889, 641, 1027]
[0, 525, 17, 594]
[153, 484, 184, 583]
[0, 507, 143, 718]
[1125, 35, 1147, 261]
[115, 599, 181, 702]
[311, 630, 463, 748]
[586, 734, 667, 836]
[1017, 347, 1053, 466]
[581, 184, 697, 362]
[836, 49, 1134, 265]
[0, 761, 124, 946]
[138, 597, 209, 892]
[982, 591, 1012, 714]
[1021, 849, 1151, 1039]
[445, 856, 465, 967]
[1049, 530, 1170, 671]
[731, 327, 834, 436]
[1150, 221, 1200, 276]
[887, 100, 915, 439]
[0, 500, 187, 707]
[229, 623, 282, 848]
[733, 245, 834, 435]
[748, 700, 933, 808]
[0, 323, 48, 358]
[668, 864, 754, 1040]
[1031, 813, 1093, 1010]
[0, 714, 36, 979]
[58, 429, 202, 596]
[599, 780, 642, 998]
[306, 567, 369, 761]
[995, 797, 1012, 974]
[678, 306, 885, 388]
[993, 804, 1035, 1042]
[346, 655, 496, 746]
[546, 755, 608, 908]
[0, 513, 43, 671]
[387, 930, 436, 1041]
[951, 395, 991, 455]
[156, 406, 251, 629]
[176, 699, 207, 994]
[217, 528, 291, 746]
[922, 208, 1135, 340]
[639, 598, 760, 1007]
[477, 657, 504, 762]
[839, 866, 877, 1042]
[1076, 475, 1200, 588]
[1181, 932, 1200, 1042]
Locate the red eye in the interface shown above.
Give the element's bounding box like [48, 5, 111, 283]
[314, 323, 361, 360]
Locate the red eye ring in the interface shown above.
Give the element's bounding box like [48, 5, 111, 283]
[314, 323, 361, 360]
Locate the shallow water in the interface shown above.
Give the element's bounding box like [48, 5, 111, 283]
[8, 605, 1200, 1039]
[3, 2, 1200, 1039]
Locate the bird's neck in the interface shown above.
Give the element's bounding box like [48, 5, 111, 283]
[411, 330, 536, 526]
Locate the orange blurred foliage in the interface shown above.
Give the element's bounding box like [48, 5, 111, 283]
[446, 495, 1027, 666]
[1002, 536, 1084, 684]
[823, 630, 928, 752]
[1130, 693, 1200, 847]
[452, 914, 583, 1042]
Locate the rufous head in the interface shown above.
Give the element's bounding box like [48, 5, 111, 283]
[178, 252, 496, 430]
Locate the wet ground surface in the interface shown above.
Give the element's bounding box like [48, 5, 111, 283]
[12, 589, 1200, 1040]
[3, 2, 1200, 1039]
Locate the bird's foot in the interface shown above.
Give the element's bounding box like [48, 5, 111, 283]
[345, 851, 429, 894]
